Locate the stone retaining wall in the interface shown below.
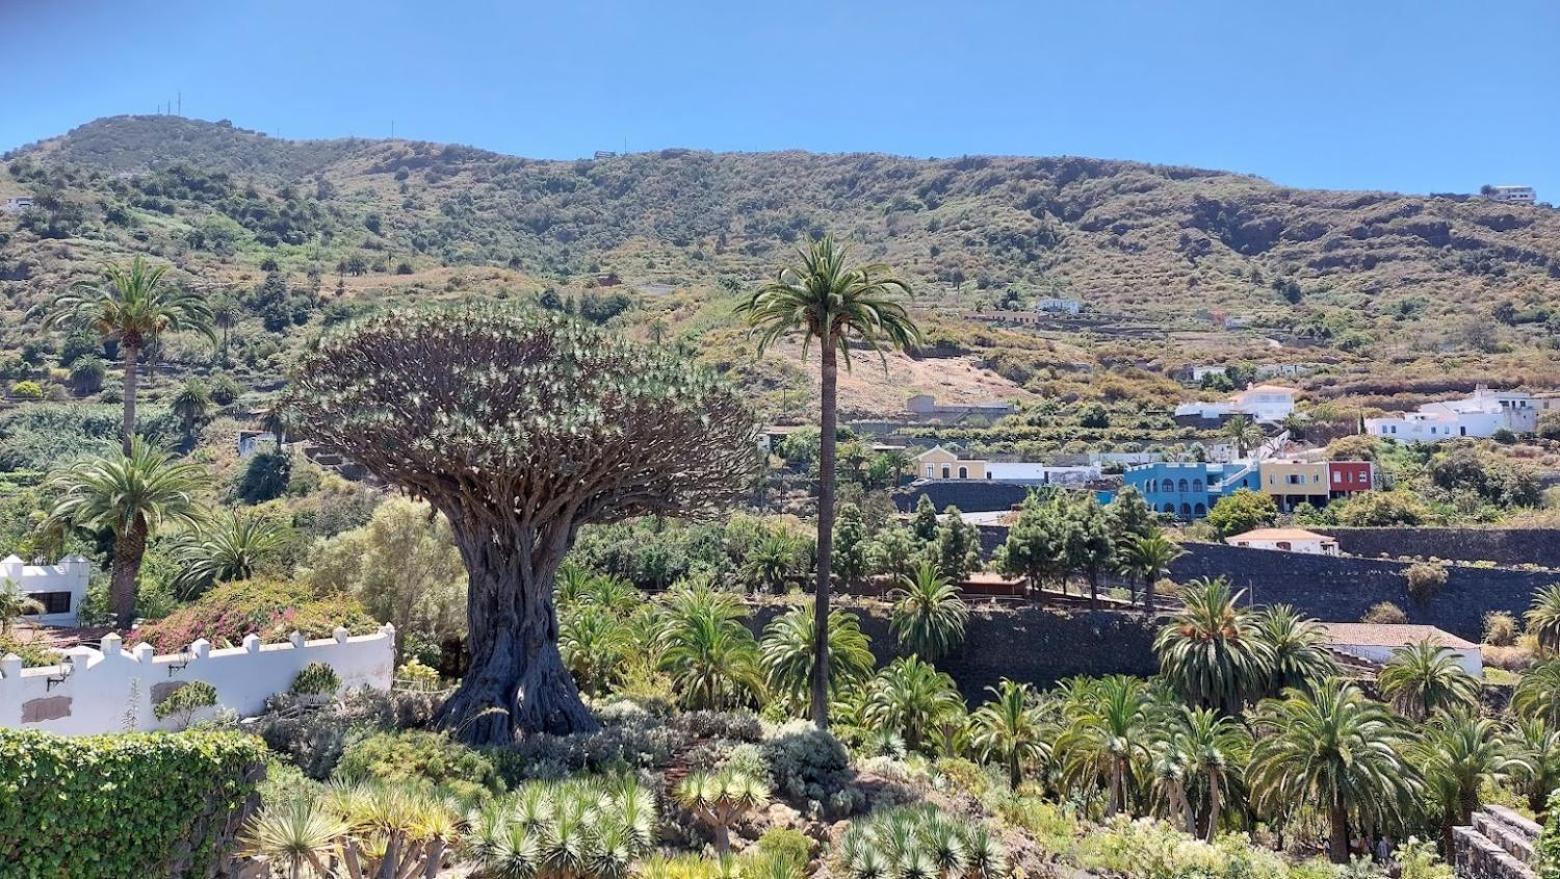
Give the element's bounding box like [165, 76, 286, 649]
[1312, 528, 1560, 569]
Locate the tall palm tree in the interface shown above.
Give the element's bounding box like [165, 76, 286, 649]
[1415, 710, 1527, 850]
[759, 605, 876, 714]
[738, 235, 917, 728]
[863, 656, 962, 754]
[1117, 531, 1183, 615]
[1248, 681, 1420, 863]
[42, 257, 215, 452]
[1223, 414, 1264, 459]
[0, 578, 44, 634]
[890, 559, 969, 661]
[171, 509, 285, 597]
[44, 439, 207, 625]
[1376, 639, 1480, 721]
[212, 294, 241, 366]
[171, 377, 214, 447]
[1528, 584, 1560, 655]
[970, 679, 1049, 790]
[1174, 706, 1249, 841]
[1154, 577, 1274, 714]
[1255, 604, 1336, 697]
[1057, 674, 1150, 816]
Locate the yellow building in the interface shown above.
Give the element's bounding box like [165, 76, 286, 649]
[914, 446, 987, 480]
[1259, 460, 1329, 510]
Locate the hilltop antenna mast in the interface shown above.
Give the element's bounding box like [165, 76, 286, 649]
[177, 91, 181, 116]
[391, 120, 395, 139]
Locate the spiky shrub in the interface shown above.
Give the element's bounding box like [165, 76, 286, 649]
[676, 769, 771, 853]
[760, 720, 862, 816]
[244, 783, 460, 879]
[290, 661, 341, 697]
[463, 776, 657, 879]
[284, 306, 760, 744]
[837, 807, 1007, 879]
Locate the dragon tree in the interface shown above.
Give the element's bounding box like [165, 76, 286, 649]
[284, 306, 760, 744]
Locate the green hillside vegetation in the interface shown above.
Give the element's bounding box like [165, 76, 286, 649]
[4, 114, 1560, 425]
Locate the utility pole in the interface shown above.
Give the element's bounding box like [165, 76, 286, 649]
[177, 91, 181, 116]
[391, 119, 395, 139]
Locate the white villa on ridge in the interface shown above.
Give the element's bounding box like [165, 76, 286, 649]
[1175, 384, 1297, 424]
[1365, 385, 1555, 443]
[1226, 527, 1339, 556]
[1, 555, 91, 626]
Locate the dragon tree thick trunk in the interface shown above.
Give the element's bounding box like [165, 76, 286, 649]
[121, 341, 139, 453]
[811, 339, 837, 729]
[435, 522, 597, 745]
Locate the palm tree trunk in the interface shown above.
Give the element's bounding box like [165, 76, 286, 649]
[1178, 783, 1195, 834]
[1328, 799, 1350, 864]
[110, 516, 149, 627]
[121, 341, 139, 453]
[1144, 576, 1156, 618]
[1008, 752, 1021, 790]
[1205, 773, 1221, 842]
[811, 339, 837, 729]
[1088, 571, 1099, 610]
[1107, 759, 1123, 816]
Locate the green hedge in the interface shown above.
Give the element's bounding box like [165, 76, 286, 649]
[0, 728, 266, 879]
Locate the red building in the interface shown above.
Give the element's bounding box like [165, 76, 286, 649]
[1325, 461, 1374, 499]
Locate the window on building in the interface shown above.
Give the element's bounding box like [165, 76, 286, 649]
[29, 591, 71, 615]
[958, 466, 968, 479]
[941, 466, 950, 479]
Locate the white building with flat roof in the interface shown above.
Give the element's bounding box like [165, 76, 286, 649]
[0, 555, 91, 627]
[1366, 384, 1541, 443]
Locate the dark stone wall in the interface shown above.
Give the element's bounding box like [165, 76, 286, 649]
[749, 599, 1158, 700]
[892, 481, 1032, 513]
[1311, 527, 1560, 569]
[1167, 542, 1555, 640]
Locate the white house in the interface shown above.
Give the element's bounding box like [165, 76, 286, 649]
[1175, 384, 1296, 424]
[1, 555, 91, 626]
[0, 196, 33, 214]
[1484, 185, 1536, 204]
[1226, 527, 1339, 556]
[1318, 623, 1483, 678]
[1366, 384, 1541, 443]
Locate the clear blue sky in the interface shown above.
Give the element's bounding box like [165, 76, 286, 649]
[5, 1, 1558, 197]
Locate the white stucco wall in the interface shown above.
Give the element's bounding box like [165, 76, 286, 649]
[1, 554, 91, 626]
[0, 624, 395, 735]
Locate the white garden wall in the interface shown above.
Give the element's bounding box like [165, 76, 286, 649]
[0, 624, 396, 735]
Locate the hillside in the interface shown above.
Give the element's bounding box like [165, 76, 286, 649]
[3, 114, 1559, 424]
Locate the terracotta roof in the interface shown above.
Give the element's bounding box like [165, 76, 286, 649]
[1228, 528, 1336, 543]
[961, 572, 1026, 585]
[1318, 623, 1479, 651]
[1239, 384, 1296, 394]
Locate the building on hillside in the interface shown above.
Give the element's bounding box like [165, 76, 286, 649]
[912, 446, 1100, 485]
[1483, 185, 1536, 204]
[0, 196, 34, 214]
[1225, 527, 1340, 555]
[0, 555, 91, 627]
[1033, 297, 1082, 315]
[1121, 461, 1262, 519]
[1318, 623, 1483, 678]
[237, 430, 281, 458]
[904, 394, 1018, 423]
[1258, 460, 1374, 511]
[1365, 384, 1545, 443]
[1174, 385, 1296, 425]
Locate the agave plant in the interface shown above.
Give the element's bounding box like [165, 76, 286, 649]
[837, 807, 1006, 879]
[243, 782, 458, 879]
[464, 776, 657, 879]
[675, 769, 771, 853]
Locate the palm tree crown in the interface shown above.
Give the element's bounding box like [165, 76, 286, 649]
[890, 559, 969, 661]
[1376, 638, 1481, 721]
[1154, 577, 1274, 714]
[970, 679, 1050, 790]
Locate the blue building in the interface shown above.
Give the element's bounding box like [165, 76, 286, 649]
[1121, 461, 1261, 519]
